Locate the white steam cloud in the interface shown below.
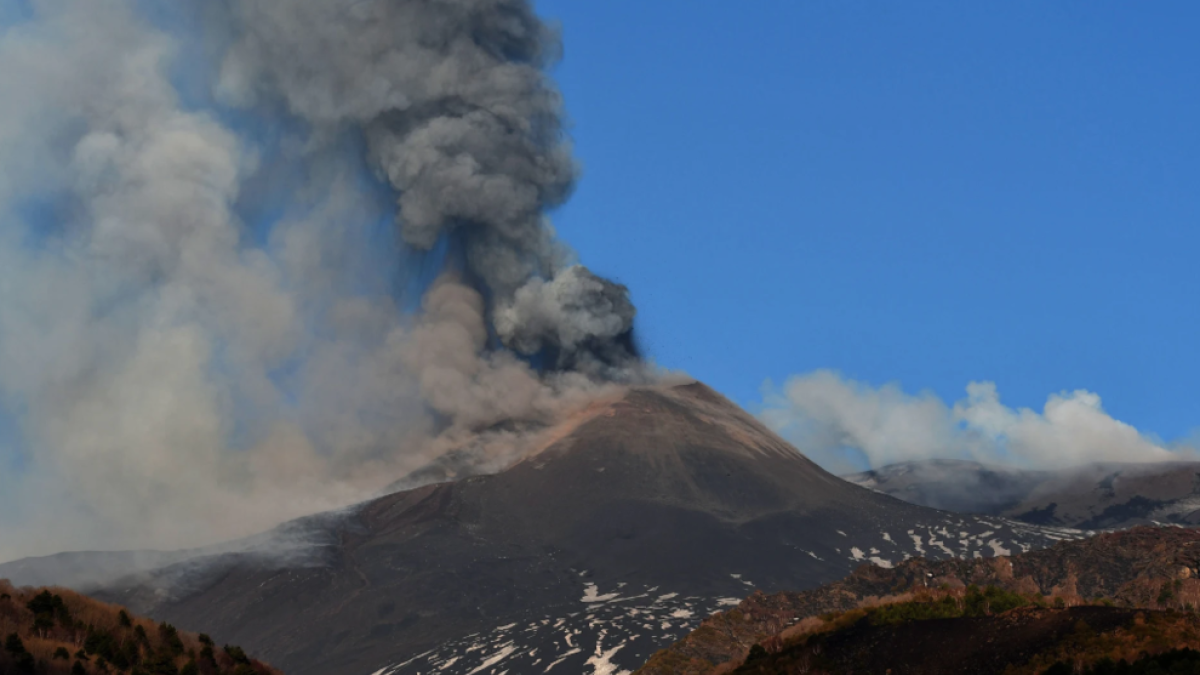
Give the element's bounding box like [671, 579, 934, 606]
[0, 1, 644, 563]
[759, 370, 1188, 475]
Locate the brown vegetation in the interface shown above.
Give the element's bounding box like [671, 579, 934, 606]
[0, 580, 282, 675]
[636, 526, 1200, 675]
[730, 604, 1200, 675]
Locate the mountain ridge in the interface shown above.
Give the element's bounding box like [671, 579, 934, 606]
[845, 458, 1200, 529]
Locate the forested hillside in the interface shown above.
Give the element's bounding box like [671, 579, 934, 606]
[0, 581, 281, 675]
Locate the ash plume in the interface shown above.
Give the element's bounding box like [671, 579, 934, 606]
[216, 0, 637, 371]
[0, 0, 644, 563]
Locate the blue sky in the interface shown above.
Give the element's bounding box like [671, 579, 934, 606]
[537, 1, 1200, 443]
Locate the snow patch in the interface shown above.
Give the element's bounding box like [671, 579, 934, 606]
[586, 636, 631, 675]
[582, 583, 620, 603]
[544, 648, 582, 672]
[909, 533, 925, 555]
[464, 644, 516, 675]
[988, 540, 1012, 557]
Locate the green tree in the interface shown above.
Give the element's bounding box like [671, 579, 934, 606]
[5, 633, 26, 654]
[13, 652, 36, 674]
[141, 649, 179, 675]
[158, 622, 185, 657]
[224, 645, 250, 665]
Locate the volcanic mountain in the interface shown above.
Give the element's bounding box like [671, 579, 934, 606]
[0, 383, 1079, 675]
[845, 459, 1200, 529]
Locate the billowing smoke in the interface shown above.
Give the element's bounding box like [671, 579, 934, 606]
[215, 0, 636, 370]
[0, 1, 642, 562]
[759, 370, 1193, 474]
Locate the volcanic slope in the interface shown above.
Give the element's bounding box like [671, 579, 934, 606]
[846, 459, 1200, 529]
[25, 383, 1079, 675]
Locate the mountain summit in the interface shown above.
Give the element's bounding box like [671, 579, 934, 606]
[6, 382, 1077, 675]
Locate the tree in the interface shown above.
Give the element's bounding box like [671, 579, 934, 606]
[5, 632, 26, 655]
[158, 622, 185, 657]
[142, 649, 179, 675]
[4, 636, 36, 675]
[224, 645, 250, 665]
[13, 652, 36, 674]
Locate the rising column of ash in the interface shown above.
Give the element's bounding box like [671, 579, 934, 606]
[218, 0, 639, 376]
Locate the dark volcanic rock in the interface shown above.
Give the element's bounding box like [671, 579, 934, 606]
[5, 383, 1078, 675]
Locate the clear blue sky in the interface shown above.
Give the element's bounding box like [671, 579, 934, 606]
[536, 1, 1199, 442]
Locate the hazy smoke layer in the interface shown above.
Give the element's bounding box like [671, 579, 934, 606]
[0, 1, 639, 562]
[759, 370, 1189, 474]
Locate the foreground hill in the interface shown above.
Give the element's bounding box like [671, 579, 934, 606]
[638, 526, 1200, 674]
[732, 604, 1200, 675]
[0, 580, 280, 675]
[845, 459, 1200, 529]
[2, 383, 1080, 675]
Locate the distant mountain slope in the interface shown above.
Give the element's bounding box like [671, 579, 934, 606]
[0, 580, 280, 675]
[844, 459, 1200, 529]
[4, 383, 1081, 675]
[637, 526, 1200, 675]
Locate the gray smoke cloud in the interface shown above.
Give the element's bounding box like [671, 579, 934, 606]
[214, 0, 636, 368]
[0, 0, 644, 563]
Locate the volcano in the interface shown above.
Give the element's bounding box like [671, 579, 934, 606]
[1, 383, 1079, 675]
